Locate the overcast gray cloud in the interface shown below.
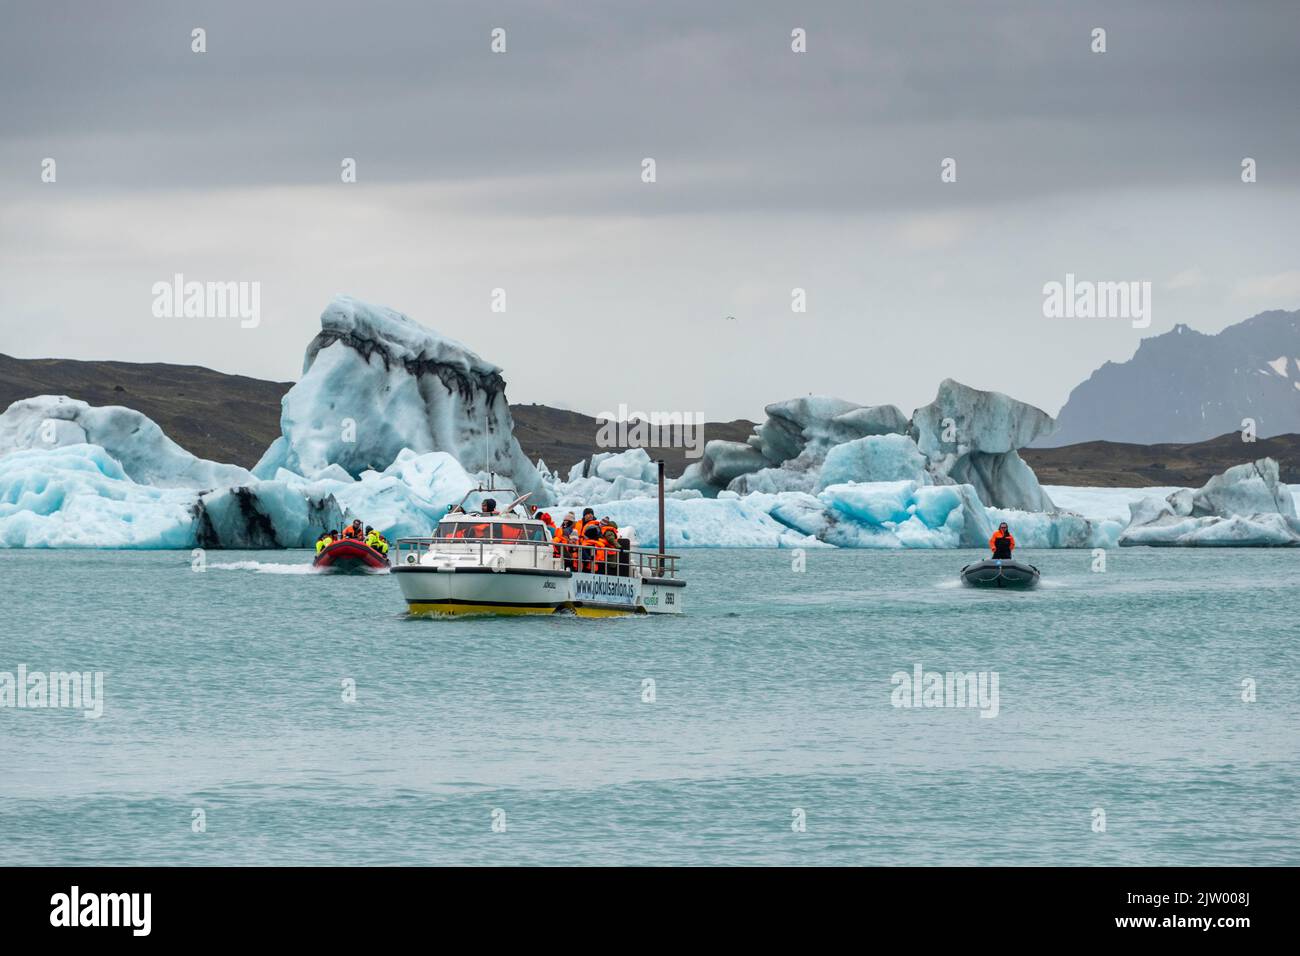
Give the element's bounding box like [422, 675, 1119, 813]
[2, 0, 1298, 420]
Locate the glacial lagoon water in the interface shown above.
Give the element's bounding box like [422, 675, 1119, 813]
[2, 547, 1297, 866]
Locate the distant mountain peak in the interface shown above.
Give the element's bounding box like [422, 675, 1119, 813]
[1042, 308, 1300, 446]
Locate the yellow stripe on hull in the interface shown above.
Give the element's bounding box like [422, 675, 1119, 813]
[573, 605, 644, 618]
[406, 602, 560, 616]
[405, 601, 642, 618]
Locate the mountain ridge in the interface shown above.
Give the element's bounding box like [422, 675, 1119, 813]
[1044, 308, 1300, 446]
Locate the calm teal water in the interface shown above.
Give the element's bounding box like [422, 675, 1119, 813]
[2, 547, 1297, 865]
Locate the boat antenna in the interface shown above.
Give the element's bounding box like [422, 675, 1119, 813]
[657, 458, 666, 574]
[484, 410, 493, 489]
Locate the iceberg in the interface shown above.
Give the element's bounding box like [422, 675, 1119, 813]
[752, 396, 909, 462]
[811, 480, 991, 549]
[909, 379, 1057, 510]
[910, 378, 1056, 461]
[672, 440, 770, 494]
[587, 493, 820, 549]
[675, 396, 909, 496]
[590, 448, 659, 483]
[252, 296, 545, 501]
[595, 480, 989, 550]
[673, 383, 1054, 511]
[1041, 485, 1186, 524]
[1118, 458, 1300, 546]
[987, 507, 1120, 549]
[0, 396, 251, 489]
[0, 444, 199, 548]
[202, 449, 478, 548]
[816, 433, 931, 491]
[196, 482, 342, 549]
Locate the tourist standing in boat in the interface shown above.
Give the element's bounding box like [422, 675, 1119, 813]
[553, 517, 578, 569]
[989, 523, 1015, 558]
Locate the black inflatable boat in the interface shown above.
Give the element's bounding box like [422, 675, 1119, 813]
[960, 558, 1040, 589]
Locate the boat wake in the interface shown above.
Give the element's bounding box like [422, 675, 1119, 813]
[208, 561, 321, 575]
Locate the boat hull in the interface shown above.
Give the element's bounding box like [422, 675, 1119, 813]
[960, 558, 1040, 589]
[398, 567, 568, 615]
[394, 566, 684, 616]
[313, 539, 390, 573]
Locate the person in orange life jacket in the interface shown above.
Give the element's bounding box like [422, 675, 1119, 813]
[600, 525, 621, 575]
[581, 523, 605, 572]
[556, 513, 578, 566]
[576, 507, 597, 538]
[460, 498, 496, 540]
[989, 523, 1015, 558]
[341, 519, 363, 540]
[552, 518, 576, 567]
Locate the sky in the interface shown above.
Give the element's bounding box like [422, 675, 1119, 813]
[2, 0, 1298, 421]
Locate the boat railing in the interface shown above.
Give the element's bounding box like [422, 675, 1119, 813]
[394, 536, 681, 579]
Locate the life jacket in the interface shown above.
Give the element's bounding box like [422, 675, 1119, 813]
[365, 531, 381, 549]
[990, 530, 1015, 558]
[343, 526, 362, 540]
[377, 538, 389, 554]
[315, 538, 327, 553]
[499, 524, 524, 541]
[580, 530, 606, 572]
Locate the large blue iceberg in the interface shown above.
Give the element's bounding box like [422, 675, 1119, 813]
[253, 296, 543, 500]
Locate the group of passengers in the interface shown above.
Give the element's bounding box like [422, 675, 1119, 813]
[441, 500, 625, 575]
[315, 518, 390, 555]
[549, 507, 625, 575]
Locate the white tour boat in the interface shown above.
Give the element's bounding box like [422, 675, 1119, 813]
[392, 485, 685, 617]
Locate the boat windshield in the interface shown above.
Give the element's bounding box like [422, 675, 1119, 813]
[436, 521, 550, 542]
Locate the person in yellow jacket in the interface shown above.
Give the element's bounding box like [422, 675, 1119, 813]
[315, 531, 335, 553]
[365, 526, 390, 554]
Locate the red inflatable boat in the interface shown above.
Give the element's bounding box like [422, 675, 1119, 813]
[313, 539, 390, 572]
